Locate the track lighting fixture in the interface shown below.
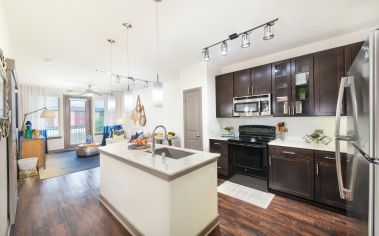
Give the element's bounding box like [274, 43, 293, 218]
[241, 32, 251, 48]
[263, 22, 274, 40]
[203, 48, 210, 61]
[202, 18, 278, 61]
[221, 41, 228, 56]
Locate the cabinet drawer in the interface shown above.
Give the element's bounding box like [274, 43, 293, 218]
[209, 139, 229, 176]
[315, 150, 347, 164]
[269, 146, 313, 160]
[209, 139, 224, 153]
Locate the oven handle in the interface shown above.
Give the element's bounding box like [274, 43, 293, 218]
[228, 142, 267, 149]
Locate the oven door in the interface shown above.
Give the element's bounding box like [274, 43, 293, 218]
[233, 99, 260, 116]
[229, 142, 268, 179]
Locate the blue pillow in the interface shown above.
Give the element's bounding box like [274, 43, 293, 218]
[86, 135, 93, 144]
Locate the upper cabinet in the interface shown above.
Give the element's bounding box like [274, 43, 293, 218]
[251, 64, 272, 95]
[216, 73, 234, 118]
[272, 60, 291, 116]
[314, 47, 346, 116]
[233, 69, 251, 97]
[291, 54, 314, 116]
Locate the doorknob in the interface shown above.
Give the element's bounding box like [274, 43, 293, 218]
[197, 134, 200, 137]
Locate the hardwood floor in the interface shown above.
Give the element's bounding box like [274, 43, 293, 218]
[13, 168, 361, 236]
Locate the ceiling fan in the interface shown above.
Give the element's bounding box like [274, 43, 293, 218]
[67, 84, 110, 97]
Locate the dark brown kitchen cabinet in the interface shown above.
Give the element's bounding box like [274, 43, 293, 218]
[272, 60, 291, 116]
[345, 41, 364, 74]
[251, 64, 272, 95]
[216, 73, 234, 117]
[315, 151, 346, 209]
[291, 54, 314, 116]
[233, 69, 251, 97]
[314, 47, 346, 116]
[269, 146, 315, 200]
[209, 139, 230, 176]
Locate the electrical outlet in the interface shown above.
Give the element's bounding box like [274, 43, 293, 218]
[314, 129, 324, 134]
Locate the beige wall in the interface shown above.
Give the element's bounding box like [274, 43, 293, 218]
[0, 0, 13, 234]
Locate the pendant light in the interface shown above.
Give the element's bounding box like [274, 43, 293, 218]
[107, 39, 116, 113]
[263, 23, 274, 40]
[123, 23, 134, 112]
[203, 48, 210, 61]
[241, 32, 251, 48]
[152, 0, 164, 107]
[221, 41, 228, 56]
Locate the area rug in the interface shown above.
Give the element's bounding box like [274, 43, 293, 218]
[39, 151, 99, 180]
[217, 181, 275, 209]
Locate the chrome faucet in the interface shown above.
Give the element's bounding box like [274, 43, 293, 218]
[151, 125, 168, 157]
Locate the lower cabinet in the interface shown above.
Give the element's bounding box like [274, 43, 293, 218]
[269, 145, 346, 210]
[315, 151, 347, 209]
[269, 146, 315, 200]
[209, 139, 230, 176]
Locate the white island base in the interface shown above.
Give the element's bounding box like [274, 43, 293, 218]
[99, 144, 219, 236]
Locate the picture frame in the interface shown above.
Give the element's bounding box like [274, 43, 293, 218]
[0, 49, 10, 140]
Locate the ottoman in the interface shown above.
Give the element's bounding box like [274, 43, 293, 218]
[76, 143, 100, 157]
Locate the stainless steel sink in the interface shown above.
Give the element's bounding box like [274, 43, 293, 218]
[146, 147, 194, 159]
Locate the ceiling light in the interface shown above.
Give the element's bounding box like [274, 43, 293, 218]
[107, 39, 116, 113]
[241, 33, 250, 48]
[203, 48, 210, 61]
[152, 79, 163, 108]
[107, 96, 116, 113]
[221, 41, 228, 56]
[263, 23, 274, 40]
[124, 85, 133, 112]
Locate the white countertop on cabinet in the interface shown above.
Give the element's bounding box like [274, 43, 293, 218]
[269, 138, 348, 153]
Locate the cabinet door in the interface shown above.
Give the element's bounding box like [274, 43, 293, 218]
[269, 146, 314, 200]
[314, 47, 346, 115]
[272, 60, 291, 116]
[209, 139, 229, 176]
[216, 73, 234, 117]
[291, 54, 314, 116]
[345, 41, 364, 73]
[315, 151, 346, 209]
[251, 64, 271, 95]
[233, 69, 251, 97]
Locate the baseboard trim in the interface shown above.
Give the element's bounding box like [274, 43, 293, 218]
[198, 216, 220, 236]
[99, 194, 143, 236]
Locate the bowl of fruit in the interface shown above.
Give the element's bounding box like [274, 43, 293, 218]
[128, 137, 149, 150]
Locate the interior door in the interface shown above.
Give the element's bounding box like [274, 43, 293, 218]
[183, 88, 203, 151]
[64, 96, 92, 148]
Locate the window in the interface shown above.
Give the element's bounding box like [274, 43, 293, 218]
[94, 100, 105, 134]
[45, 96, 60, 137]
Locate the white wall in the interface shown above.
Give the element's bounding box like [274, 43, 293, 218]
[124, 79, 182, 146]
[0, 0, 13, 234]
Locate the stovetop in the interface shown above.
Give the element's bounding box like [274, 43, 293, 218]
[228, 125, 276, 144]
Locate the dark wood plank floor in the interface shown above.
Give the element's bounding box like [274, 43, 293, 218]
[13, 168, 361, 236]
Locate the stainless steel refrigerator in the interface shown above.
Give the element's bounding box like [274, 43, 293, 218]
[335, 29, 379, 235]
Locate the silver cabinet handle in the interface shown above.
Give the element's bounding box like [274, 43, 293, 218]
[213, 142, 221, 145]
[282, 151, 295, 155]
[248, 86, 250, 95]
[292, 104, 295, 116]
[335, 76, 359, 201]
[217, 166, 221, 169]
[269, 155, 271, 166]
[315, 162, 319, 176]
[251, 86, 254, 95]
[324, 156, 335, 160]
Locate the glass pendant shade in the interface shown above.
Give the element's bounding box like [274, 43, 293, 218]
[107, 95, 116, 112]
[152, 80, 164, 107]
[263, 24, 274, 40]
[204, 48, 210, 61]
[241, 33, 250, 48]
[221, 41, 228, 56]
[124, 90, 133, 112]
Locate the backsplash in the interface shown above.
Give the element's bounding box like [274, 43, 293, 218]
[213, 116, 347, 140]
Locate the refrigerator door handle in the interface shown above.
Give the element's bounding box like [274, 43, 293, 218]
[335, 76, 359, 201]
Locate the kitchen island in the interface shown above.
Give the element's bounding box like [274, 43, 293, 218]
[98, 143, 220, 236]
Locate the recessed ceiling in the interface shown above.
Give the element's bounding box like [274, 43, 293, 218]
[4, 0, 379, 90]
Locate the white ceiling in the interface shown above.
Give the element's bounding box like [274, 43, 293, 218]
[4, 0, 379, 91]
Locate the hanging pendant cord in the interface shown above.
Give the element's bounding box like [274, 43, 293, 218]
[110, 40, 113, 94]
[126, 26, 130, 92]
[155, 1, 160, 82]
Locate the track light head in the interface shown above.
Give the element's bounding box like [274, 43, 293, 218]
[241, 33, 251, 48]
[221, 41, 228, 56]
[203, 48, 210, 61]
[263, 22, 274, 40]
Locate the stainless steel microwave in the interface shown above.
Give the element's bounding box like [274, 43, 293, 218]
[233, 94, 271, 116]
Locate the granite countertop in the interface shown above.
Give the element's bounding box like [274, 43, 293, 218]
[269, 138, 348, 153]
[98, 143, 219, 181]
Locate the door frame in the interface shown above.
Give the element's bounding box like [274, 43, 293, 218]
[63, 95, 93, 149]
[183, 87, 203, 151]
